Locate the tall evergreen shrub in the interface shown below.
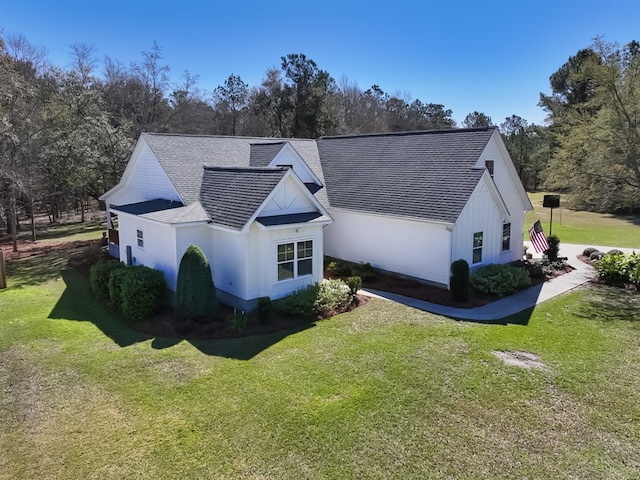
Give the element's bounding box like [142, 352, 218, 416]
[545, 235, 560, 261]
[450, 259, 470, 302]
[176, 245, 218, 321]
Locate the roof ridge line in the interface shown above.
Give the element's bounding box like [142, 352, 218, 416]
[319, 126, 496, 140]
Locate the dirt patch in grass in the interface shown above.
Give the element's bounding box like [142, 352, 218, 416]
[492, 350, 548, 370]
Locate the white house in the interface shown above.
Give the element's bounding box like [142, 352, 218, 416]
[100, 127, 531, 309]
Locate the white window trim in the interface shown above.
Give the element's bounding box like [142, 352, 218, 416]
[502, 222, 511, 252]
[136, 228, 144, 249]
[276, 240, 313, 282]
[472, 231, 483, 264]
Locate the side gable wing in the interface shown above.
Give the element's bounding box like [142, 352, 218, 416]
[266, 142, 324, 187]
[476, 130, 533, 212]
[199, 167, 331, 233]
[100, 135, 181, 206]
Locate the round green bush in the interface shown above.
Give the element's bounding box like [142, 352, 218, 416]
[606, 249, 624, 256]
[582, 247, 599, 257]
[590, 251, 605, 261]
[90, 260, 125, 302]
[120, 266, 167, 322]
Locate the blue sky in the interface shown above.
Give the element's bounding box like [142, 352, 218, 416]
[3, 0, 639, 127]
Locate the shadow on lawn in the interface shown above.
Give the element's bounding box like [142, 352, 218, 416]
[574, 284, 640, 322]
[49, 268, 309, 359]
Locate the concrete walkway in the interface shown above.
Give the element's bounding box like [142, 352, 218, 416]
[362, 243, 637, 322]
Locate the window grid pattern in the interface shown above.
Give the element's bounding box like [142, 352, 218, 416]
[277, 241, 313, 281]
[473, 232, 483, 264]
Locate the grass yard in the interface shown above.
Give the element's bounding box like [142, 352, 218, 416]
[1, 237, 640, 479]
[526, 192, 640, 248]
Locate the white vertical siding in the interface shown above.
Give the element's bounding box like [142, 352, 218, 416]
[452, 181, 505, 269]
[324, 209, 452, 286]
[477, 133, 530, 262]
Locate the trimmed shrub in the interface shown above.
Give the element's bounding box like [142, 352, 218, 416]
[471, 263, 531, 297]
[257, 296, 272, 324]
[90, 260, 125, 302]
[108, 267, 129, 312]
[119, 265, 167, 322]
[275, 284, 320, 316]
[346, 276, 363, 295]
[352, 262, 376, 282]
[175, 245, 218, 321]
[544, 235, 560, 261]
[450, 259, 470, 302]
[327, 259, 352, 277]
[590, 251, 605, 261]
[606, 249, 624, 256]
[582, 247, 599, 257]
[314, 279, 353, 314]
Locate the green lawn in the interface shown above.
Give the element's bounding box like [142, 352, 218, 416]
[1, 245, 639, 478]
[526, 192, 640, 248]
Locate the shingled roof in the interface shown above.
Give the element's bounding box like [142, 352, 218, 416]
[199, 167, 288, 230]
[316, 127, 496, 223]
[138, 128, 496, 226]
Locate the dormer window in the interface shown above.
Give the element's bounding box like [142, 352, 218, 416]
[485, 160, 494, 177]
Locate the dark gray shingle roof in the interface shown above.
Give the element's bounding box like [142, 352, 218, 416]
[249, 142, 286, 167]
[142, 133, 322, 206]
[317, 128, 495, 223]
[199, 167, 288, 230]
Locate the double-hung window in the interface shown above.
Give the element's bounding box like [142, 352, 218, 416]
[502, 223, 511, 251]
[136, 229, 144, 248]
[472, 232, 483, 264]
[277, 240, 313, 281]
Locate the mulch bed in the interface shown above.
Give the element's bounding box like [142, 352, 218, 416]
[2, 232, 577, 339]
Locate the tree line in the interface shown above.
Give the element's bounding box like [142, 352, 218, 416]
[2, 30, 637, 249]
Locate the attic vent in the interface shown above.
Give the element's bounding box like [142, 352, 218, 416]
[277, 164, 293, 169]
[485, 160, 494, 177]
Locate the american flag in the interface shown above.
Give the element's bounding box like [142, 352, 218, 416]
[528, 220, 549, 253]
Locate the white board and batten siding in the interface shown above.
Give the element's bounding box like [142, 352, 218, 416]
[451, 180, 506, 270]
[324, 209, 452, 287]
[476, 131, 532, 263]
